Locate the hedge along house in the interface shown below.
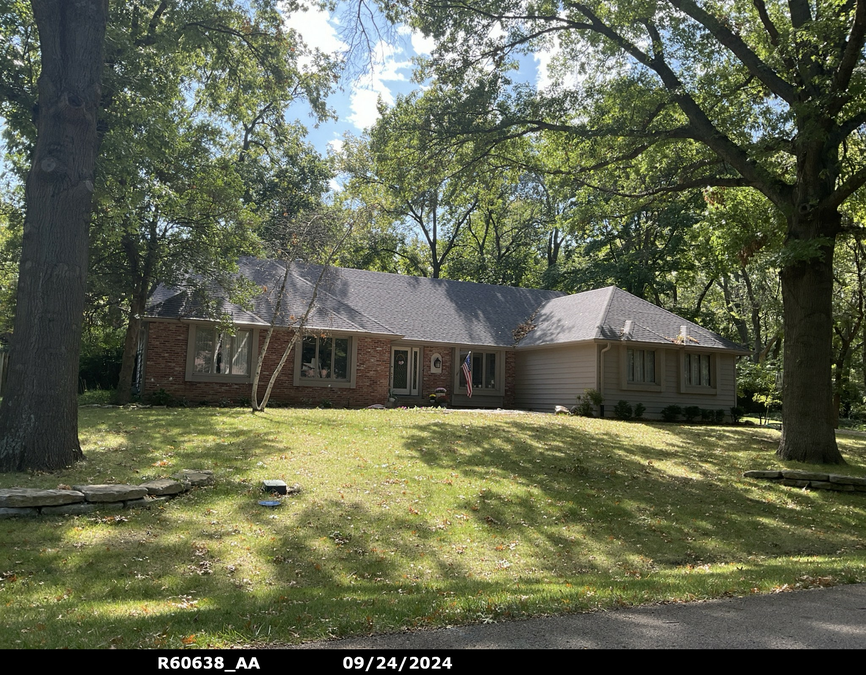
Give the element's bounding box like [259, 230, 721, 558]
[141, 257, 748, 415]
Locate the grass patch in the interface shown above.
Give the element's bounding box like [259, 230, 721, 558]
[2, 408, 866, 648]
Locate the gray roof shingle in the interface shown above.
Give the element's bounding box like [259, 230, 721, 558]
[146, 259, 744, 352]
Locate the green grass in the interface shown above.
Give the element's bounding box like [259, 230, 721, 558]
[2, 407, 866, 648]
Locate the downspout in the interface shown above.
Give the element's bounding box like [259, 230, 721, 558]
[598, 342, 612, 417]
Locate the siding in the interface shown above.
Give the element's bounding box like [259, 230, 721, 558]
[601, 345, 737, 419]
[514, 343, 598, 411]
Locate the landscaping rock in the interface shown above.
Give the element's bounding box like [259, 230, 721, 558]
[124, 498, 155, 510]
[172, 470, 215, 487]
[810, 481, 854, 491]
[554, 405, 571, 415]
[781, 470, 829, 481]
[780, 479, 810, 487]
[41, 503, 99, 516]
[0, 488, 85, 508]
[72, 484, 148, 503]
[0, 507, 39, 519]
[140, 478, 186, 495]
[829, 475, 866, 486]
[743, 470, 782, 479]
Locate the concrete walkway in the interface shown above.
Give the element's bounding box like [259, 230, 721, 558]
[295, 584, 866, 649]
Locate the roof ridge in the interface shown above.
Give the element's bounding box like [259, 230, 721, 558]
[287, 264, 398, 335]
[594, 286, 618, 340]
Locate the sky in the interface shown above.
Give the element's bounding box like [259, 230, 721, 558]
[280, 2, 551, 160]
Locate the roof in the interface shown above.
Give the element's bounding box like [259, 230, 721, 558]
[146, 258, 744, 351]
[518, 286, 745, 351]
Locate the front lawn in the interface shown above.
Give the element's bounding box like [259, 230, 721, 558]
[2, 407, 866, 648]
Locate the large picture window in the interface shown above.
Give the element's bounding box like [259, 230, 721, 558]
[192, 327, 251, 377]
[301, 336, 350, 381]
[458, 351, 499, 392]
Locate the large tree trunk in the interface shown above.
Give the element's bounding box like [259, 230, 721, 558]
[0, 0, 108, 472]
[777, 216, 844, 464]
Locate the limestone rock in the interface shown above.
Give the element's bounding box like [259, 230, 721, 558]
[0, 488, 84, 508]
[140, 478, 185, 495]
[781, 470, 829, 482]
[743, 470, 782, 479]
[41, 503, 98, 516]
[72, 484, 148, 503]
[172, 470, 215, 487]
[0, 507, 39, 518]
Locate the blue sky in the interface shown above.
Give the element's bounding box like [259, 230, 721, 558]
[281, 2, 552, 159]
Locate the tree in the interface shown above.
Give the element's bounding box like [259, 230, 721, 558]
[0, 0, 108, 471]
[0, 0, 337, 468]
[392, 0, 866, 463]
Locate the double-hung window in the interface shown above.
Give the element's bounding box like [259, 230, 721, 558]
[300, 336, 350, 381]
[190, 327, 252, 378]
[627, 348, 656, 384]
[685, 353, 712, 387]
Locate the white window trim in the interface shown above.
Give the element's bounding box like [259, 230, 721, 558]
[186, 324, 257, 383]
[293, 334, 358, 389]
[619, 346, 665, 392]
[679, 350, 718, 395]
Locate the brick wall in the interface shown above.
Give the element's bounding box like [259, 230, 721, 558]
[143, 322, 391, 408]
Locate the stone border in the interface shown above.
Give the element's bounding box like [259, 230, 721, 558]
[0, 470, 214, 519]
[744, 469, 866, 492]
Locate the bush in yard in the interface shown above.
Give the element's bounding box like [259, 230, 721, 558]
[730, 406, 745, 423]
[614, 400, 633, 420]
[684, 406, 701, 422]
[661, 405, 682, 422]
[701, 408, 715, 422]
[634, 402, 646, 419]
[715, 409, 726, 423]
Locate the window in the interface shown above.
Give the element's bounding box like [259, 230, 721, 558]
[458, 351, 499, 392]
[627, 348, 656, 384]
[300, 336, 350, 381]
[619, 346, 665, 391]
[685, 353, 712, 387]
[188, 326, 252, 380]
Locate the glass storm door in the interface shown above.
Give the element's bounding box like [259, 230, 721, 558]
[391, 347, 420, 396]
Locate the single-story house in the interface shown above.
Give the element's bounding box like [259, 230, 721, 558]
[141, 257, 748, 417]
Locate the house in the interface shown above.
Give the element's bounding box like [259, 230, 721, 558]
[141, 257, 748, 417]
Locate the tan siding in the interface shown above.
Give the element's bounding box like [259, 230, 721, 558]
[514, 344, 598, 411]
[601, 347, 738, 419]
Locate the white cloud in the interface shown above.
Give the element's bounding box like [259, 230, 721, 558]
[410, 30, 436, 56]
[327, 137, 345, 155]
[280, 2, 347, 68]
[347, 40, 411, 130]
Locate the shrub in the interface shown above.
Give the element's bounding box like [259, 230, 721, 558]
[633, 402, 646, 419]
[700, 408, 714, 422]
[614, 400, 633, 420]
[714, 409, 726, 423]
[730, 406, 744, 423]
[683, 406, 701, 422]
[149, 388, 176, 406]
[575, 388, 604, 417]
[661, 405, 681, 422]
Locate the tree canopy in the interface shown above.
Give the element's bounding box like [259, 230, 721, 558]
[379, 0, 866, 463]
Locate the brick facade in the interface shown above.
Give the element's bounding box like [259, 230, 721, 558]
[142, 321, 516, 409]
[143, 322, 391, 408]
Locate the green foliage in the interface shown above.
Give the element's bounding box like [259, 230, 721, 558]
[660, 405, 682, 422]
[683, 406, 701, 423]
[730, 406, 745, 424]
[633, 402, 645, 419]
[575, 388, 604, 417]
[737, 359, 782, 424]
[613, 400, 633, 420]
[715, 409, 726, 424]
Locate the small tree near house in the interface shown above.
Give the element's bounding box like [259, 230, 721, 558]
[250, 216, 352, 412]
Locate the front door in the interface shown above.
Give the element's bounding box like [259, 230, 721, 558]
[391, 347, 420, 396]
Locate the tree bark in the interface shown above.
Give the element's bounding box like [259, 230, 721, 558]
[777, 215, 844, 464]
[0, 0, 108, 472]
[115, 295, 144, 405]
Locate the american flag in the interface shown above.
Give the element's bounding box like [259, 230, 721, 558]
[462, 352, 472, 398]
